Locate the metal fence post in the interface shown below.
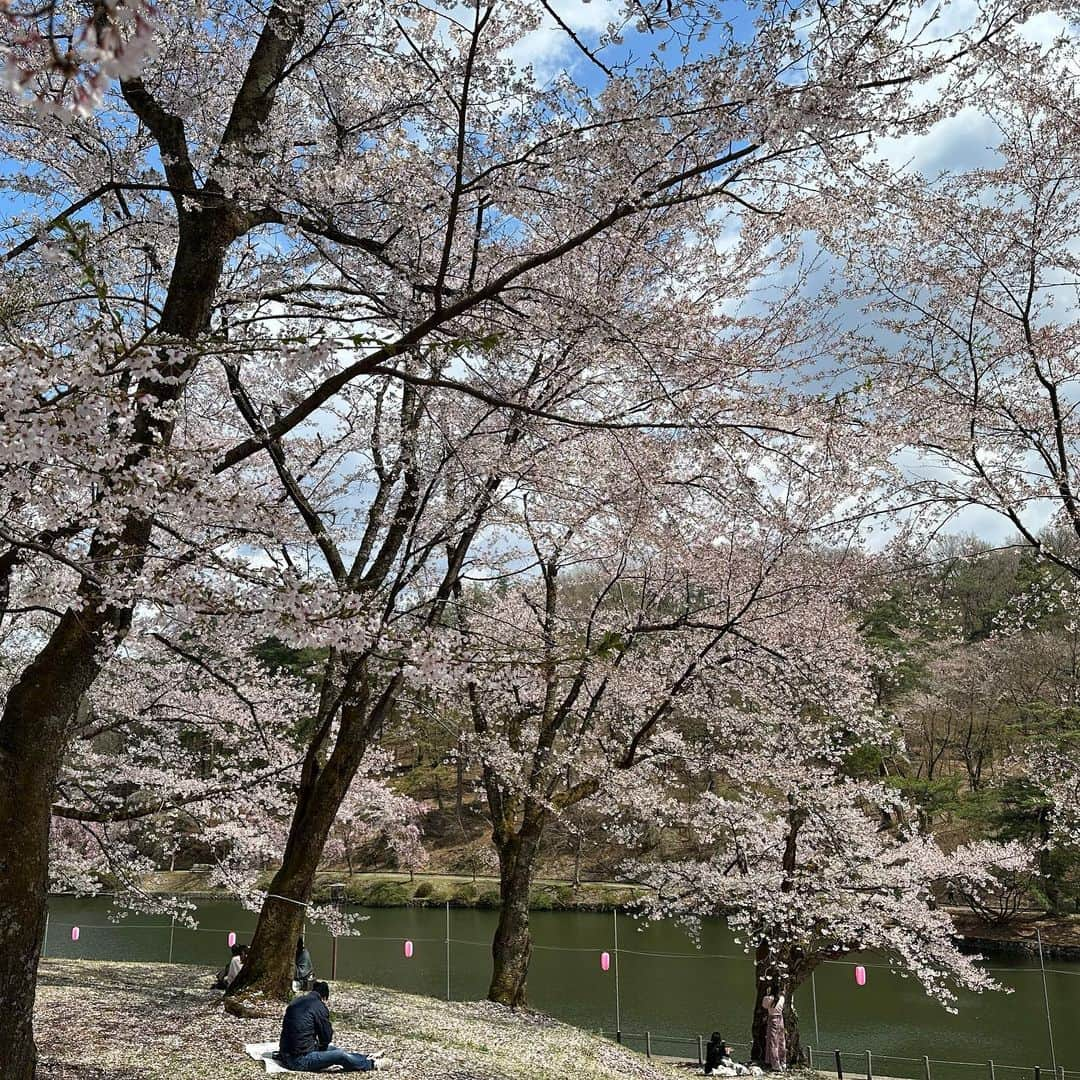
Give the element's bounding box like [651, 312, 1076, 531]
[612, 909, 622, 1041]
[1037, 930, 1058, 1077]
[866, 1050, 873, 1080]
[167, 915, 176, 964]
[698, 1035, 704, 1066]
[813, 969, 821, 1045]
[989, 1061, 995, 1080]
[808, 1046, 814, 1070]
[645, 1031, 652, 1058]
[1058, 1068, 1065, 1080]
[41, 909, 49, 959]
[1035, 1067, 1042, 1080]
[923, 1055, 932, 1080]
[445, 901, 451, 1002]
[836, 1049, 844, 1080]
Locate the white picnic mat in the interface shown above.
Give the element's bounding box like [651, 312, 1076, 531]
[244, 1041, 388, 1073]
[243, 1042, 293, 1074]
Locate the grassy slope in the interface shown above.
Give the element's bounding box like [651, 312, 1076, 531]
[35, 959, 688, 1080]
[140, 870, 648, 912]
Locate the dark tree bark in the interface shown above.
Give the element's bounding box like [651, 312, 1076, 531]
[225, 754, 360, 1009]
[0, 613, 108, 1080]
[784, 993, 804, 1067]
[488, 820, 543, 1008]
[465, 550, 697, 1012]
[229, 452, 502, 1005]
[750, 798, 811, 1068]
[0, 214, 237, 1075]
[226, 678, 378, 1007]
[750, 945, 772, 1064]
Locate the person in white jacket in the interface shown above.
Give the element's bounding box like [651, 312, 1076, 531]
[226, 944, 249, 988]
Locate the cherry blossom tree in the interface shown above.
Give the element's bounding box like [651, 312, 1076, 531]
[43, 622, 308, 912]
[221, 224, 883, 1008]
[0, 0, 1061, 1069]
[895, 643, 1010, 798]
[819, 77, 1080, 960]
[628, 705, 1034, 1064]
[35, 620, 427, 929]
[0, 2, 319, 1064]
[435, 428, 880, 1008]
[832, 73, 1080, 570]
[1018, 743, 1080, 851]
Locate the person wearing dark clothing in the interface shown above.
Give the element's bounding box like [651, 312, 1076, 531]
[278, 981, 379, 1072]
[295, 936, 314, 991]
[705, 1033, 738, 1075]
[705, 1033, 726, 1075]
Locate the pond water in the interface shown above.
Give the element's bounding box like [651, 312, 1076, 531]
[43, 895, 1080, 1080]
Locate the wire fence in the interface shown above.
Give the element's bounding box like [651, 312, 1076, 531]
[809, 1049, 1080, 1080]
[40, 905, 1080, 1080]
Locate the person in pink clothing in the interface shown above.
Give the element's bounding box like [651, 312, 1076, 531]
[760, 981, 786, 1071]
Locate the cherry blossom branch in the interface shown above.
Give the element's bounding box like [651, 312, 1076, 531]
[51, 760, 301, 823]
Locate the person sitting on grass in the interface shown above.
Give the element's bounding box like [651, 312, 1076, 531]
[278, 980, 388, 1073]
[226, 944, 249, 990]
[213, 943, 242, 990]
[705, 1033, 727, 1075]
[705, 1033, 758, 1077]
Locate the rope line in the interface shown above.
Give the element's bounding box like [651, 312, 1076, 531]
[42, 924, 1080, 976]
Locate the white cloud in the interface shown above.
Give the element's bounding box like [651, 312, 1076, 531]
[1016, 10, 1072, 48]
[872, 105, 1001, 176]
[507, 0, 620, 80]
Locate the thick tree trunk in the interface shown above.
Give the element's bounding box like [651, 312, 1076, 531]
[0, 0, 307, 1059]
[751, 947, 771, 1064]
[0, 614, 104, 1080]
[749, 947, 806, 1068]
[750, 802, 809, 1069]
[227, 732, 365, 1008]
[784, 996, 803, 1067]
[488, 824, 542, 1009]
[0, 207, 240, 1079]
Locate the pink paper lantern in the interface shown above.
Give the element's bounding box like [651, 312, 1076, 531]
[404, 940, 414, 959]
[855, 964, 867, 986]
[71, 926, 80, 942]
[601, 951, 611, 972]
[228, 931, 237, 948]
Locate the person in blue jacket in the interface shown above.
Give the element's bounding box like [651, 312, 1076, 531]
[278, 981, 384, 1072]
